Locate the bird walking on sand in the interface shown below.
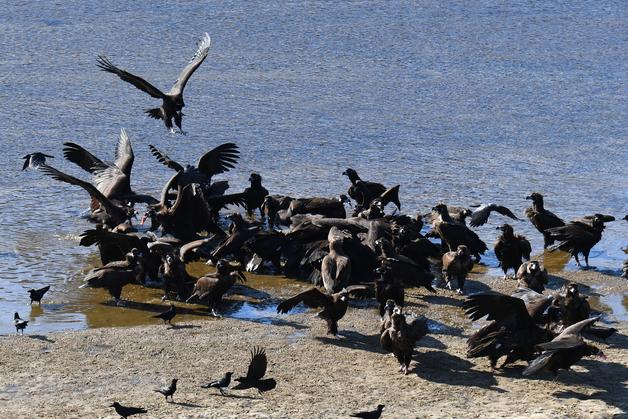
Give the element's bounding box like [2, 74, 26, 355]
[110, 402, 147, 418]
[14, 312, 28, 335]
[28, 286, 50, 305]
[152, 304, 176, 325]
[154, 378, 178, 402]
[201, 371, 232, 395]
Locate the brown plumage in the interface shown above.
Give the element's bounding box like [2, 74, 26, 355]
[441, 245, 474, 294]
[494, 224, 531, 279]
[97, 33, 211, 133]
[276, 286, 372, 335]
[431, 203, 487, 261]
[380, 306, 428, 374]
[81, 249, 144, 302]
[321, 227, 352, 293]
[523, 317, 605, 377]
[515, 261, 548, 293]
[525, 192, 565, 248]
[469, 203, 519, 227]
[287, 195, 349, 219]
[185, 260, 246, 316]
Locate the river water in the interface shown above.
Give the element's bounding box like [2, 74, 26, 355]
[0, 1, 626, 333]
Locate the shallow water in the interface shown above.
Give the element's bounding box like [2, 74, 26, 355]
[0, 1, 626, 333]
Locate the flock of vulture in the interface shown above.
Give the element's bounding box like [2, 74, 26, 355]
[16, 32, 625, 418]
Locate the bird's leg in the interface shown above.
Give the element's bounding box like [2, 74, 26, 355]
[169, 128, 177, 135]
[219, 388, 226, 396]
[574, 254, 583, 269]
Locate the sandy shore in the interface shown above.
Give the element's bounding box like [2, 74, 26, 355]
[0, 270, 626, 418]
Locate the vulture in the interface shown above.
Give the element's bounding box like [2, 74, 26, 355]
[321, 227, 352, 293]
[380, 299, 397, 333]
[464, 291, 553, 369]
[185, 260, 246, 316]
[286, 195, 349, 219]
[430, 203, 487, 261]
[546, 214, 614, 269]
[342, 168, 388, 209]
[209, 213, 260, 264]
[441, 245, 474, 294]
[232, 347, 276, 393]
[261, 195, 294, 228]
[160, 253, 196, 301]
[22, 152, 53, 170]
[515, 261, 548, 293]
[375, 238, 435, 292]
[80, 249, 144, 302]
[425, 205, 472, 226]
[243, 173, 269, 219]
[62, 129, 157, 205]
[375, 266, 404, 316]
[97, 33, 211, 133]
[40, 164, 136, 229]
[380, 306, 428, 374]
[494, 224, 531, 279]
[277, 286, 372, 335]
[523, 317, 605, 377]
[468, 203, 519, 228]
[525, 193, 565, 248]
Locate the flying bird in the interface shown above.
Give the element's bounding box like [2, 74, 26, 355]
[22, 152, 53, 170]
[469, 203, 519, 228]
[97, 33, 211, 133]
[110, 402, 147, 418]
[28, 286, 50, 305]
[232, 347, 276, 394]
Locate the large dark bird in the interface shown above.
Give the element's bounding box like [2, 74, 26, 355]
[494, 224, 531, 279]
[277, 286, 371, 335]
[464, 291, 552, 369]
[40, 164, 136, 229]
[431, 203, 487, 261]
[515, 261, 548, 293]
[523, 317, 606, 377]
[525, 192, 565, 248]
[154, 378, 178, 402]
[243, 173, 269, 219]
[97, 33, 211, 133]
[425, 205, 472, 226]
[160, 253, 196, 301]
[287, 195, 349, 219]
[342, 168, 388, 209]
[80, 249, 144, 302]
[152, 304, 176, 325]
[441, 245, 474, 294]
[232, 347, 276, 394]
[469, 203, 519, 227]
[380, 306, 428, 374]
[375, 266, 404, 316]
[201, 371, 232, 395]
[546, 214, 614, 269]
[380, 299, 396, 333]
[321, 227, 352, 293]
[28, 286, 50, 305]
[375, 238, 435, 293]
[262, 195, 294, 228]
[351, 404, 385, 419]
[14, 312, 28, 335]
[185, 260, 246, 316]
[22, 152, 53, 170]
[62, 130, 157, 206]
[110, 402, 147, 418]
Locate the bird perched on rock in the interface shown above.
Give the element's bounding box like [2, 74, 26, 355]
[277, 286, 372, 335]
[441, 245, 474, 294]
[201, 371, 232, 395]
[494, 224, 531, 279]
[380, 306, 428, 374]
[22, 152, 53, 170]
[110, 402, 147, 418]
[14, 313, 28, 335]
[525, 192, 565, 248]
[516, 261, 548, 293]
[97, 33, 211, 133]
[154, 378, 178, 402]
[351, 404, 385, 419]
[546, 214, 614, 269]
[28, 286, 50, 305]
[152, 304, 176, 325]
[232, 347, 276, 394]
[523, 317, 606, 377]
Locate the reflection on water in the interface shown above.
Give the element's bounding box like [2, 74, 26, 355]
[0, 1, 626, 334]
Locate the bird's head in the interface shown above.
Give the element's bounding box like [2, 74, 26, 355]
[456, 245, 469, 257]
[566, 282, 579, 297]
[525, 192, 543, 202]
[14, 312, 20, 320]
[496, 224, 513, 234]
[527, 261, 540, 273]
[377, 405, 385, 411]
[249, 173, 262, 184]
[172, 378, 178, 385]
[384, 299, 396, 313]
[431, 203, 447, 214]
[226, 371, 233, 377]
[110, 402, 120, 408]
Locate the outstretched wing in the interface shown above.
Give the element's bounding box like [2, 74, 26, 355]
[244, 346, 268, 381]
[205, 192, 247, 210]
[39, 164, 119, 215]
[149, 145, 184, 172]
[169, 33, 211, 96]
[276, 288, 330, 313]
[463, 291, 531, 324]
[97, 55, 165, 99]
[345, 285, 374, 300]
[114, 128, 134, 177]
[79, 228, 143, 252]
[63, 142, 108, 174]
[470, 204, 519, 227]
[196, 143, 240, 177]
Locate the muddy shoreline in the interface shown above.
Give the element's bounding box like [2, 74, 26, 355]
[0, 270, 626, 418]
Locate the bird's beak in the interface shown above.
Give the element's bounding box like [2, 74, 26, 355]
[525, 195, 532, 200]
[140, 214, 147, 225]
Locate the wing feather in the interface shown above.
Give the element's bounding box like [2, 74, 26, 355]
[169, 33, 211, 96]
[97, 55, 165, 99]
